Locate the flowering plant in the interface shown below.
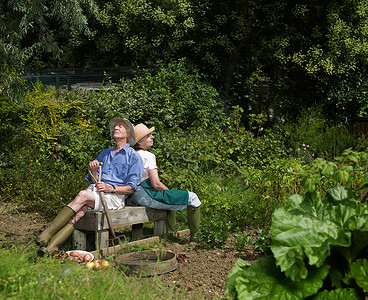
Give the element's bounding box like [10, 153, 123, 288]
[296, 143, 315, 164]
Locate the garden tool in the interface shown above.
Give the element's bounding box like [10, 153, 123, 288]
[96, 163, 127, 254]
[98, 163, 116, 238]
[187, 206, 200, 242]
[36, 223, 75, 257]
[36, 206, 76, 246]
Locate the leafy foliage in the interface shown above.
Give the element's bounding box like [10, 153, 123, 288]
[118, 59, 224, 128]
[0, 0, 98, 68]
[57, 0, 368, 121]
[2, 60, 368, 257]
[280, 106, 358, 160]
[96, 0, 195, 65]
[297, 149, 368, 198]
[226, 186, 368, 299]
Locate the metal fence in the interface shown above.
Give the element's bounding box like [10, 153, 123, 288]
[22, 67, 140, 91]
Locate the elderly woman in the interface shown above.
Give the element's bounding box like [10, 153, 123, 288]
[130, 124, 201, 242]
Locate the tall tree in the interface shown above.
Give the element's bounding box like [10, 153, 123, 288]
[260, 0, 368, 119]
[0, 0, 99, 68]
[7, 0, 368, 119]
[67, 0, 196, 67]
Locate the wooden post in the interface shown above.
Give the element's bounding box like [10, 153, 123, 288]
[96, 229, 109, 250]
[72, 229, 87, 250]
[154, 219, 166, 236]
[132, 224, 144, 240]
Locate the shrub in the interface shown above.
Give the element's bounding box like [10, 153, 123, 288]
[0, 66, 27, 105]
[1, 142, 87, 216]
[199, 173, 271, 229]
[297, 149, 368, 199]
[0, 84, 104, 215]
[197, 214, 232, 249]
[83, 59, 225, 130]
[280, 106, 357, 160]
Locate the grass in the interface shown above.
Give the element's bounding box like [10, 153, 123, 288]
[0, 244, 199, 300]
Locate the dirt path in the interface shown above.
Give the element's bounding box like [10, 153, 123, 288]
[0, 202, 263, 299]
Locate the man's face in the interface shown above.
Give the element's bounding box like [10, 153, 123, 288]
[113, 121, 131, 141]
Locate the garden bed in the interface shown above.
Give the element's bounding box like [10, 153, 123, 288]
[0, 202, 264, 299]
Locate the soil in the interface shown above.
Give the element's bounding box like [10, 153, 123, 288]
[0, 202, 264, 299]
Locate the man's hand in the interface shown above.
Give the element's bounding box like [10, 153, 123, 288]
[95, 182, 113, 193]
[89, 160, 100, 171]
[88, 160, 100, 183]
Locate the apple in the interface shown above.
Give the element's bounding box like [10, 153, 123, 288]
[101, 260, 109, 269]
[84, 254, 92, 262]
[70, 251, 80, 257]
[94, 261, 101, 270]
[86, 262, 95, 270]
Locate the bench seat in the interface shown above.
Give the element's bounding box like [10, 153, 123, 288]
[72, 206, 167, 251]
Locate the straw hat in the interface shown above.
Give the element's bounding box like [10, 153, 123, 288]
[132, 124, 155, 146]
[109, 118, 135, 145]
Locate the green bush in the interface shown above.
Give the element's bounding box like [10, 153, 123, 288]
[0, 66, 27, 105]
[280, 106, 357, 160]
[200, 173, 274, 228]
[297, 149, 368, 199]
[83, 59, 225, 130]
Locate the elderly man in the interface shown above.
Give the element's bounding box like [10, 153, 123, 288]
[36, 118, 143, 256]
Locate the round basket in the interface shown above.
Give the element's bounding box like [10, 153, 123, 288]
[116, 250, 178, 276]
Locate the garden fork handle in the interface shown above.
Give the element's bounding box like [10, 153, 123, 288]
[98, 163, 117, 239]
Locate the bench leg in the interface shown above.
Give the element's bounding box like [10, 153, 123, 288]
[96, 229, 109, 250]
[154, 219, 165, 236]
[72, 229, 87, 250]
[132, 224, 143, 241]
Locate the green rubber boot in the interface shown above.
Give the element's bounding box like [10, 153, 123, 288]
[36, 206, 76, 246]
[36, 223, 75, 257]
[187, 206, 200, 242]
[165, 210, 177, 238]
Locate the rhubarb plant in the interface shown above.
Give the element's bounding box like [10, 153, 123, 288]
[226, 186, 368, 299]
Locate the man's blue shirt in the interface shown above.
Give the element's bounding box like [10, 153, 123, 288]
[86, 143, 143, 190]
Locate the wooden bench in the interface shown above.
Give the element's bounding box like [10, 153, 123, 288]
[72, 206, 167, 251]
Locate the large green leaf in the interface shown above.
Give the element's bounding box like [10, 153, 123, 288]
[227, 187, 368, 299]
[347, 259, 368, 293]
[234, 256, 329, 300]
[313, 288, 361, 299]
[225, 258, 251, 299]
[270, 187, 365, 281]
[326, 186, 359, 205]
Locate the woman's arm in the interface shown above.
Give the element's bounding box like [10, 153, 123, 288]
[148, 169, 169, 191]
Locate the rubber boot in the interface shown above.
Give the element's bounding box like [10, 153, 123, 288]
[187, 206, 200, 242]
[36, 223, 75, 257]
[165, 210, 177, 238]
[36, 206, 76, 246]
